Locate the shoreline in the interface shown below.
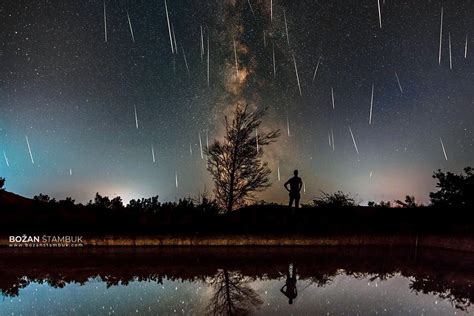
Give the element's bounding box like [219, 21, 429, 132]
[2, 234, 473, 253]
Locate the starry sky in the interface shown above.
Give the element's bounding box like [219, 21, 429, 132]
[0, 274, 467, 315]
[0, 0, 473, 204]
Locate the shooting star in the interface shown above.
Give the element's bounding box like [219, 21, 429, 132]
[182, 46, 190, 76]
[171, 23, 178, 54]
[25, 135, 34, 164]
[126, 8, 135, 43]
[189, 143, 193, 156]
[103, 0, 107, 43]
[465, 33, 468, 59]
[164, 0, 174, 54]
[206, 130, 209, 149]
[292, 54, 302, 96]
[69, 168, 72, 176]
[152, 143, 156, 163]
[277, 163, 281, 181]
[395, 71, 403, 93]
[233, 39, 239, 77]
[328, 132, 331, 147]
[175, 172, 178, 188]
[440, 137, 448, 160]
[449, 32, 452, 69]
[377, 0, 382, 29]
[284, 10, 290, 46]
[331, 128, 335, 151]
[3, 150, 9, 167]
[199, 132, 204, 159]
[438, 7, 443, 65]
[272, 41, 276, 77]
[331, 87, 335, 110]
[270, 0, 273, 22]
[348, 126, 359, 155]
[247, 0, 255, 16]
[303, 182, 306, 194]
[134, 104, 139, 129]
[256, 128, 259, 153]
[312, 56, 322, 82]
[369, 84, 374, 125]
[200, 25, 204, 61]
[207, 35, 210, 87]
[369, 170, 373, 179]
[286, 116, 291, 137]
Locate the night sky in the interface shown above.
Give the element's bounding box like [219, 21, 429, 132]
[0, 0, 473, 204]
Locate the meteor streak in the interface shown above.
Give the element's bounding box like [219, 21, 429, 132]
[3, 150, 9, 167]
[331, 87, 335, 110]
[199, 132, 204, 159]
[439, 7, 443, 65]
[284, 10, 290, 46]
[171, 23, 178, 54]
[377, 0, 382, 28]
[348, 126, 359, 155]
[395, 71, 403, 93]
[134, 104, 139, 129]
[182, 46, 190, 76]
[151, 144, 156, 163]
[448, 32, 452, 69]
[247, 0, 255, 16]
[312, 56, 322, 82]
[369, 84, 374, 125]
[25, 135, 34, 164]
[126, 8, 135, 43]
[207, 35, 210, 86]
[164, 0, 174, 54]
[465, 33, 469, 59]
[293, 54, 302, 96]
[286, 116, 291, 137]
[272, 41, 276, 77]
[440, 137, 448, 160]
[270, 0, 273, 22]
[103, 0, 107, 43]
[331, 128, 335, 151]
[256, 128, 259, 153]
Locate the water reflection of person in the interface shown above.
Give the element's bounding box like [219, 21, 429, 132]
[280, 263, 297, 304]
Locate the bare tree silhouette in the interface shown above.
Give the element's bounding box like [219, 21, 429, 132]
[206, 104, 280, 212]
[206, 269, 263, 315]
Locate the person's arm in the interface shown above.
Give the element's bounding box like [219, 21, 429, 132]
[284, 180, 290, 192]
[298, 179, 303, 192]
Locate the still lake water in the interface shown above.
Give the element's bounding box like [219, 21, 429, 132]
[0, 247, 472, 315]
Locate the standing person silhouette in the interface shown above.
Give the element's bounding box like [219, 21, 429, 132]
[280, 263, 297, 304]
[284, 170, 303, 208]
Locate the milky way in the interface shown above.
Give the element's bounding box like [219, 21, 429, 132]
[0, 0, 472, 204]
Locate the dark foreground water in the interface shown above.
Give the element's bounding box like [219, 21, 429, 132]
[0, 246, 473, 315]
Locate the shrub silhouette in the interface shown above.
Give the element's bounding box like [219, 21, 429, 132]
[430, 167, 474, 208]
[313, 191, 356, 207]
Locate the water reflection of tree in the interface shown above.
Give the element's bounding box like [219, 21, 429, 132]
[206, 269, 263, 316]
